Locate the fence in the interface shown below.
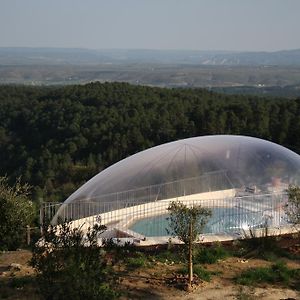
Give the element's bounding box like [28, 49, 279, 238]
[41, 190, 289, 241]
[50, 170, 232, 222]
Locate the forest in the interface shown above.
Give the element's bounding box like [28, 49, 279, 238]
[0, 82, 300, 203]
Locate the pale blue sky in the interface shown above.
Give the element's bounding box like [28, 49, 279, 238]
[1, 0, 299, 51]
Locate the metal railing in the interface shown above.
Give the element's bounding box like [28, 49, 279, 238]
[41, 191, 288, 239]
[51, 171, 232, 222]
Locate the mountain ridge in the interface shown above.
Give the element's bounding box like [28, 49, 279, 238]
[1, 47, 300, 66]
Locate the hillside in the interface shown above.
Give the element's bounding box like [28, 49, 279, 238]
[0, 82, 300, 202]
[1, 48, 300, 95]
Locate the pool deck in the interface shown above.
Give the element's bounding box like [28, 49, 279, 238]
[131, 224, 300, 246]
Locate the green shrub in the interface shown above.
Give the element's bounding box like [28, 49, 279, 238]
[102, 238, 137, 265]
[193, 265, 212, 281]
[0, 177, 35, 250]
[153, 249, 182, 264]
[236, 266, 272, 285]
[179, 265, 211, 281]
[125, 252, 148, 269]
[31, 222, 118, 300]
[195, 244, 229, 264]
[236, 261, 300, 286]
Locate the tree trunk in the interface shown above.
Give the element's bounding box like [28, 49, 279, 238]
[188, 220, 193, 287]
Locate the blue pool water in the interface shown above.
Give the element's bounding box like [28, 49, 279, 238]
[129, 207, 268, 237]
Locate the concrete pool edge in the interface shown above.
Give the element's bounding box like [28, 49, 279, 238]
[116, 224, 300, 246]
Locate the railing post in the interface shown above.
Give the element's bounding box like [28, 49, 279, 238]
[40, 204, 44, 236]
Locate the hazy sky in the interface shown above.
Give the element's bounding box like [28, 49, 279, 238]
[1, 0, 300, 51]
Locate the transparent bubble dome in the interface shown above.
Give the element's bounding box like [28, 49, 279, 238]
[65, 135, 300, 205]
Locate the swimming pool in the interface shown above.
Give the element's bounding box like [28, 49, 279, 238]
[129, 207, 279, 237]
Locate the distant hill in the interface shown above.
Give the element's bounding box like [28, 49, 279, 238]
[1, 48, 300, 95]
[1, 47, 300, 66]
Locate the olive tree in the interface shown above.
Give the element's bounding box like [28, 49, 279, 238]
[0, 177, 35, 250]
[285, 185, 300, 236]
[167, 201, 212, 287]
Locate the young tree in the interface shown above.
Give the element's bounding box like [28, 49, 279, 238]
[0, 177, 35, 250]
[285, 185, 300, 237]
[167, 201, 212, 287]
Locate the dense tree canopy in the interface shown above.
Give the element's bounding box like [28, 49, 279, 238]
[0, 82, 300, 203]
[0, 176, 35, 250]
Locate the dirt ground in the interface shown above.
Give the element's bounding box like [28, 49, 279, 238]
[0, 244, 299, 300]
[117, 255, 299, 300]
[0, 250, 40, 300]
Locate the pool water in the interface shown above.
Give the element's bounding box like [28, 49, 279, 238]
[129, 207, 272, 237]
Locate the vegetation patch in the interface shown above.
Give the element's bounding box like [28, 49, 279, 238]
[179, 264, 212, 282]
[30, 223, 119, 300]
[125, 252, 148, 269]
[0, 177, 35, 251]
[1, 235, 300, 299]
[1, 83, 300, 204]
[236, 261, 300, 287]
[194, 243, 230, 264]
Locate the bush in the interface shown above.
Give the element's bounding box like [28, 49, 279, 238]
[126, 256, 147, 269]
[179, 264, 212, 281]
[239, 220, 279, 257]
[31, 222, 118, 300]
[236, 261, 300, 286]
[194, 243, 229, 264]
[193, 265, 212, 281]
[153, 247, 183, 264]
[0, 177, 35, 250]
[285, 185, 300, 236]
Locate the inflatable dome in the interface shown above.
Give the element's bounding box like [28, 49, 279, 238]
[65, 135, 300, 205]
[53, 135, 300, 237]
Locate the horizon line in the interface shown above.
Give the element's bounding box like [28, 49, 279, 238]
[0, 46, 299, 54]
